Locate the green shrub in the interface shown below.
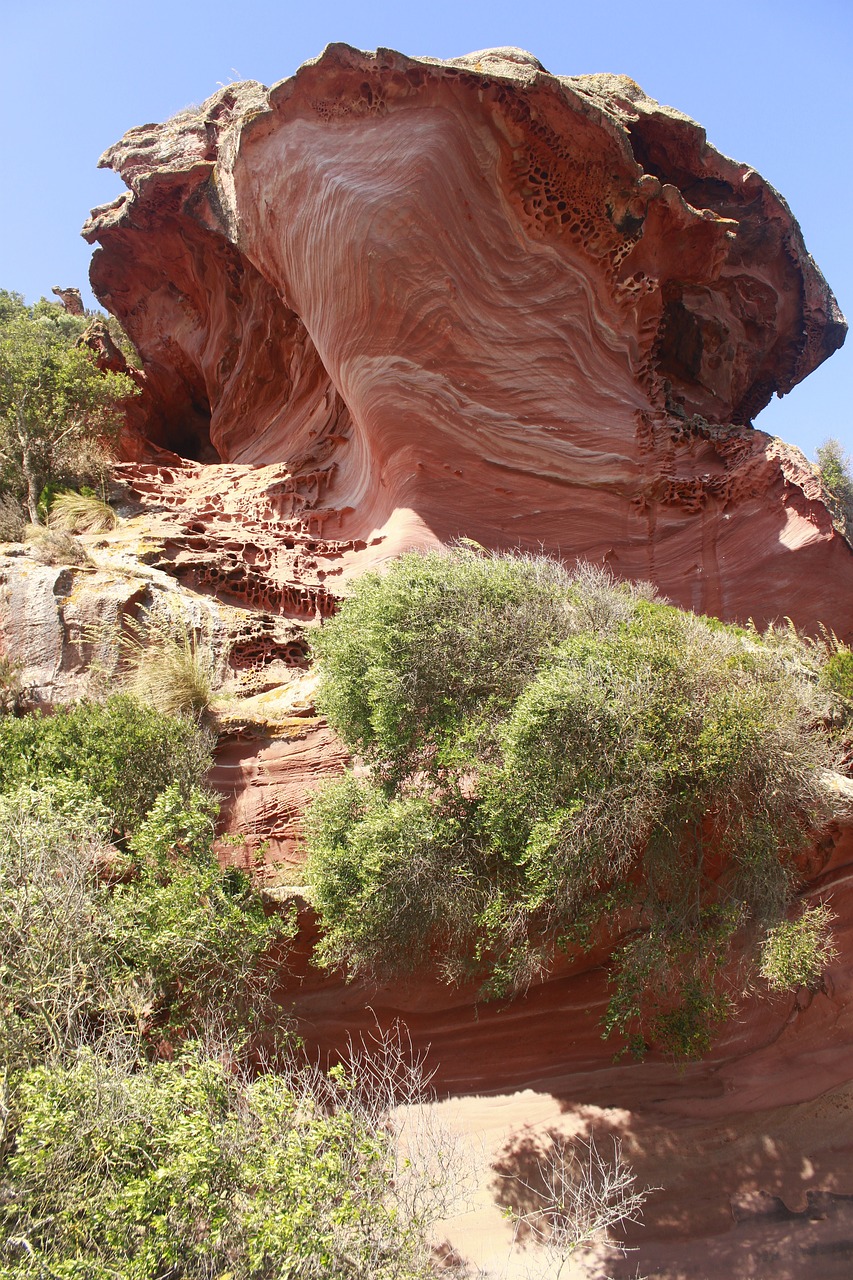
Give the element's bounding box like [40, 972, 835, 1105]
[0, 695, 212, 837]
[0, 782, 292, 1071]
[822, 647, 853, 700]
[305, 775, 476, 982]
[313, 547, 579, 780]
[0, 782, 123, 1070]
[760, 902, 838, 991]
[816, 436, 853, 529]
[1, 1048, 438, 1280]
[116, 785, 293, 1047]
[306, 551, 834, 1057]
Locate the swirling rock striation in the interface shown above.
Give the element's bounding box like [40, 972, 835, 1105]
[84, 44, 851, 636]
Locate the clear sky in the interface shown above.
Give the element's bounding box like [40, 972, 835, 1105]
[2, 0, 850, 461]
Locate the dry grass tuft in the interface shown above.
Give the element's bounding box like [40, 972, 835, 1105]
[48, 492, 118, 535]
[123, 611, 218, 719]
[25, 525, 89, 565]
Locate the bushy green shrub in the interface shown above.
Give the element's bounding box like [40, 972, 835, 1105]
[0, 783, 292, 1072]
[0, 695, 212, 837]
[1, 1047, 438, 1280]
[0, 782, 123, 1070]
[116, 784, 293, 1047]
[760, 902, 838, 991]
[306, 775, 477, 982]
[306, 551, 834, 1056]
[313, 548, 578, 781]
[822, 647, 853, 701]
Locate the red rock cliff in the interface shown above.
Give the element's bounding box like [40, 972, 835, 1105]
[29, 46, 847, 1275]
[84, 44, 850, 636]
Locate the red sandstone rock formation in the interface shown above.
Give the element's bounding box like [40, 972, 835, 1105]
[4, 44, 840, 1276]
[84, 44, 850, 636]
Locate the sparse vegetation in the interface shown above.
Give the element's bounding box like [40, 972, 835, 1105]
[110, 607, 221, 720]
[0, 657, 23, 716]
[498, 1132, 650, 1272]
[306, 549, 836, 1057]
[24, 522, 89, 565]
[0, 494, 24, 542]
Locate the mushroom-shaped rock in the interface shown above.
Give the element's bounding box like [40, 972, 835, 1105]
[85, 44, 851, 636]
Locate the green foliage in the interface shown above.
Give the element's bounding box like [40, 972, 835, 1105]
[822, 647, 853, 700]
[115, 785, 293, 1046]
[306, 775, 475, 982]
[0, 695, 212, 838]
[760, 902, 838, 991]
[816, 436, 853, 530]
[0, 782, 122, 1071]
[313, 547, 578, 781]
[0, 291, 136, 524]
[307, 551, 834, 1057]
[0, 782, 291, 1073]
[0, 658, 22, 716]
[1, 1048, 437, 1280]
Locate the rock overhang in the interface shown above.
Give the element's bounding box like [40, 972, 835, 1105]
[82, 43, 851, 636]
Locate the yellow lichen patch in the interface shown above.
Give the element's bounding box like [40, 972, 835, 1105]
[213, 670, 320, 737]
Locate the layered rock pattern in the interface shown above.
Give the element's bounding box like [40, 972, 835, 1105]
[84, 44, 851, 636]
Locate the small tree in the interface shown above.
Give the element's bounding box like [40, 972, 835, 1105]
[0, 291, 136, 524]
[816, 436, 853, 530]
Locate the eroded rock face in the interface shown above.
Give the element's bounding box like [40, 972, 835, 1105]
[84, 44, 851, 636]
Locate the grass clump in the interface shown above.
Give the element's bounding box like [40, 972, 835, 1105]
[306, 549, 837, 1057]
[129, 626, 216, 718]
[117, 608, 219, 720]
[48, 489, 118, 533]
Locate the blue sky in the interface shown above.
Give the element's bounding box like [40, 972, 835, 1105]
[2, 0, 850, 460]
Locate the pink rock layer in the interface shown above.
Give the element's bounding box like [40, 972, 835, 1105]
[84, 44, 850, 637]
